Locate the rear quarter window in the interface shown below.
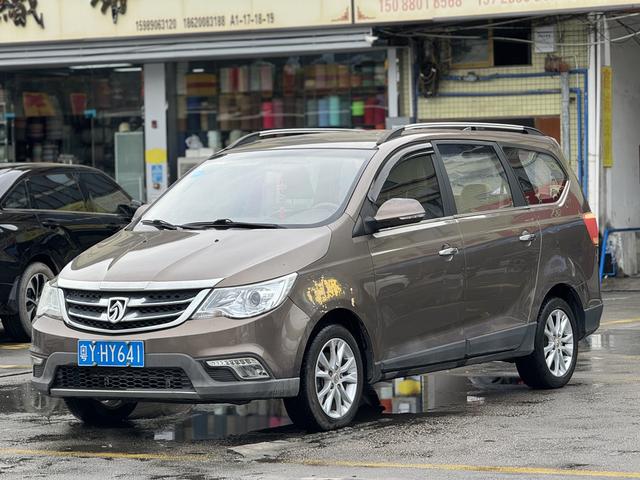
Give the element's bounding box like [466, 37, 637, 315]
[502, 147, 568, 205]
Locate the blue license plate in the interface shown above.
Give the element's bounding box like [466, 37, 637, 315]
[77, 340, 144, 368]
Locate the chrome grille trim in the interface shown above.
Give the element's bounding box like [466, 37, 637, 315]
[57, 277, 223, 291]
[60, 288, 211, 334]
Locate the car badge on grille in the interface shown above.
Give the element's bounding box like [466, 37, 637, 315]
[107, 297, 129, 324]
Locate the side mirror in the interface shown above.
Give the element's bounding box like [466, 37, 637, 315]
[365, 198, 426, 232]
[130, 203, 149, 223]
[117, 200, 143, 219]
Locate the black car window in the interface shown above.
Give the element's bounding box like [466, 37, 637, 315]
[1, 180, 30, 209]
[29, 173, 87, 212]
[502, 147, 568, 205]
[439, 144, 514, 214]
[79, 173, 130, 214]
[375, 152, 444, 219]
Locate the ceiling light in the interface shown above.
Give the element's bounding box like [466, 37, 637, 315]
[114, 67, 142, 72]
[192, 68, 205, 73]
[70, 63, 132, 70]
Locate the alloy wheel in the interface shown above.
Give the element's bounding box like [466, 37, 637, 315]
[25, 273, 48, 323]
[543, 308, 574, 377]
[314, 338, 358, 419]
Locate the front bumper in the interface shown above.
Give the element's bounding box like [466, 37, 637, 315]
[30, 298, 309, 402]
[31, 352, 299, 402]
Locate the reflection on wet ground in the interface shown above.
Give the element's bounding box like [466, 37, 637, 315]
[0, 327, 637, 445]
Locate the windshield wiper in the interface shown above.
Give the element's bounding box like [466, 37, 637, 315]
[141, 219, 179, 230]
[179, 219, 282, 230]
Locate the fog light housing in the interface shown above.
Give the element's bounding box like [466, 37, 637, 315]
[205, 357, 270, 380]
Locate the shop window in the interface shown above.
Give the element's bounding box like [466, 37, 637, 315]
[493, 26, 532, 66]
[170, 51, 388, 162]
[0, 66, 144, 180]
[450, 22, 532, 69]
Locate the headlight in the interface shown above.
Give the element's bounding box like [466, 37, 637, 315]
[35, 281, 63, 320]
[192, 273, 297, 319]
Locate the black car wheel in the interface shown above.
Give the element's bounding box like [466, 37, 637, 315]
[284, 324, 364, 431]
[2, 262, 54, 341]
[64, 398, 138, 426]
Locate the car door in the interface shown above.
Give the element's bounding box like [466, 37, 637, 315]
[27, 170, 116, 266]
[77, 171, 133, 236]
[0, 178, 44, 299]
[434, 141, 541, 357]
[366, 145, 466, 372]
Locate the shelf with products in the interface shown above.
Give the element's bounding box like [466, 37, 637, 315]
[177, 52, 389, 154]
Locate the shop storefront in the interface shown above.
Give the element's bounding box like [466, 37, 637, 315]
[0, 0, 391, 201]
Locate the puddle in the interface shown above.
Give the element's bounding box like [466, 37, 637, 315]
[582, 331, 640, 355]
[373, 374, 523, 415]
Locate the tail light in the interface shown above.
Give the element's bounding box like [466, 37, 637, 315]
[583, 212, 599, 245]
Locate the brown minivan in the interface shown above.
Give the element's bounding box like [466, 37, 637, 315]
[31, 124, 603, 430]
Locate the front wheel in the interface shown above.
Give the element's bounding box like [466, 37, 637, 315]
[64, 398, 138, 426]
[284, 324, 364, 431]
[2, 262, 54, 341]
[516, 298, 578, 389]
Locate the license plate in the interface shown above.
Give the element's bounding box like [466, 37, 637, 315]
[77, 340, 144, 368]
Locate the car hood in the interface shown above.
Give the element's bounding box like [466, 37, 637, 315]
[59, 227, 331, 288]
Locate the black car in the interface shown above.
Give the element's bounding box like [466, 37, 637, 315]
[0, 163, 139, 340]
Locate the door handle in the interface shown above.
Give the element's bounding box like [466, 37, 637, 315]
[438, 246, 459, 257]
[519, 231, 536, 242]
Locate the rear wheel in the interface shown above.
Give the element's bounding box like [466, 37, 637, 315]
[64, 398, 138, 426]
[2, 262, 54, 341]
[516, 298, 578, 389]
[284, 324, 364, 431]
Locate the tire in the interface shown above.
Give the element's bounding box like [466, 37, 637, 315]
[64, 398, 138, 426]
[284, 324, 364, 431]
[516, 298, 578, 389]
[1, 262, 54, 341]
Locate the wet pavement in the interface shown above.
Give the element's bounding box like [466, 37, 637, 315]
[0, 292, 639, 479]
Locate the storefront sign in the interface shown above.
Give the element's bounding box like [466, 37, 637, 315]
[0, 0, 351, 44]
[353, 0, 640, 24]
[602, 66, 613, 169]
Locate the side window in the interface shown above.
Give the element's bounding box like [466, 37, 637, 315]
[375, 152, 444, 219]
[502, 147, 568, 205]
[439, 144, 514, 214]
[80, 173, 130, 214]
[1, 180, 30, 209]
[29, 173, 87, 212]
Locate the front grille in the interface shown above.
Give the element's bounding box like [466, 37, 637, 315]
[52, 366, 194, 391]
[61, 288, 204, 333]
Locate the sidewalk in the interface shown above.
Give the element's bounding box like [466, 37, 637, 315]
[601, 276, 640, 292]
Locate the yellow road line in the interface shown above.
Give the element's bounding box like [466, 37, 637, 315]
[601, 318, 640, 327]
[0, 365, 29, 369]
[0, 343, 30, 350]
[0, 448, 210, 462]
[298, 459, 640, 478]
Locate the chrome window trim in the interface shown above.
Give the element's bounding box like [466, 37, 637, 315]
[57, 277, 223, 291]
[60, 289, 210, 334]
[372, 216, 456, 240]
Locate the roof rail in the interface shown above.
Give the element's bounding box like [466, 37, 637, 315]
[377, 122, 545, 145]
[226, 128, 359, 150]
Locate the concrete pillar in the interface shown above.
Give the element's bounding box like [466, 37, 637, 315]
[143, 63, 168, 203]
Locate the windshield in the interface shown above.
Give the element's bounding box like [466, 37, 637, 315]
[139, 149, 373, 228]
